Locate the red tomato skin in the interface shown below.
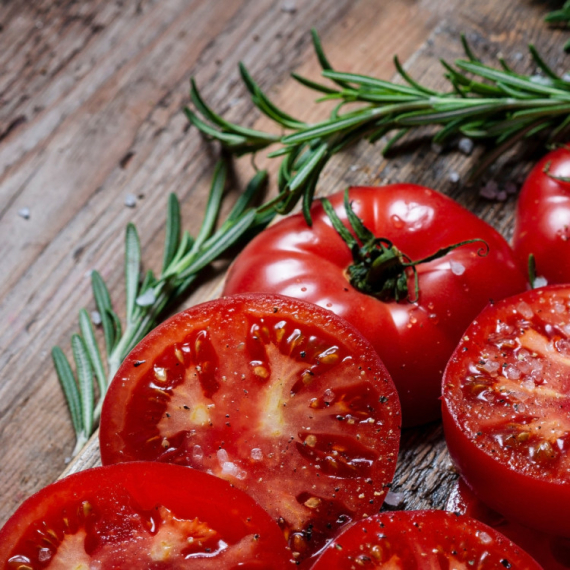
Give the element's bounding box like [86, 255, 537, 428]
[0, 462, 291, 568]
[448, 477, 570, 570]
[444, 401, 570, 538]
[513, 147, 570, 284]
[442, 284, 570, 538]
[100, 293, 401, 566]
[310, 510, 543, 569]
[223, 185, 526, 426]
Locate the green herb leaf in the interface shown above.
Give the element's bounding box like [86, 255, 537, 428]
[125, 223, 141, 326]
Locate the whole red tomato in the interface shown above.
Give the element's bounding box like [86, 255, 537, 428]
[223, 185, 526, 426]
[513, 145, 570, 284]
[443, 285, 570, 537]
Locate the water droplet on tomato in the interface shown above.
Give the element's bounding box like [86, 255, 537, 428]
[251, 448, 263, 461]
[390, 214, 404, 228]
[193, 445, 204, 461]
[450, 261, 466, 276]
[476, 530, 493, 544]
[516, 301, 534, 319]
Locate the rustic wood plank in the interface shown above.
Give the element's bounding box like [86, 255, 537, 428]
[1, 0, 568, 531]
[0, 0, 440, 527]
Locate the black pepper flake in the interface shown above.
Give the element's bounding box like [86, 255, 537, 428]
[273, 306, 279, 313]
[205, 548, 211, 553]
[133, 360, 146, 367]
[183, 405, 190, 410]
[300, 351, 306, 358]
[254, 534, 260, 540]
[379, 396, 388, 403]
[165, 413, 170, 418]
[501, 560, 511, 568]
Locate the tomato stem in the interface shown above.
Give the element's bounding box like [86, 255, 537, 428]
[322, 189, 489, 303]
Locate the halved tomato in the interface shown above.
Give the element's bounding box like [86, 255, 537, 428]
[0, 462, 291, 568]
[310, 509, 542, 569]
[448, 477, 570, 570]
[443, 285, 570, 537]
[99, 293, 401, 565]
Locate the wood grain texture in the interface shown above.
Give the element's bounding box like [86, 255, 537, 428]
[1, 0, 568, 529]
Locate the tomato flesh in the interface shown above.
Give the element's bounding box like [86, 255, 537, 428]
[100, 294, 401, 564]
[443, 285, 570, 536]
[223, 185, 526, 426]
[448, 477, 570, 570]
[0, 462, 291, 569]
[310, 510, 542, 569]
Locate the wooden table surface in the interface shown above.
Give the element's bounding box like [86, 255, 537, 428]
[0, 0, 567, 529]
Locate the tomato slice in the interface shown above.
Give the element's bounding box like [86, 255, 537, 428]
[99, 293, 401, 565]
[448, 477, 570, 570]
[310, 509, 542, 569]
[0, 462, 291, 569]
[443, 284, 570, 537]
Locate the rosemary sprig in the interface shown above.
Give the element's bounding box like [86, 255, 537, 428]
[187, 29, 570, 223]
[53, 161, 275, 455]
[546, 1, 570, 52]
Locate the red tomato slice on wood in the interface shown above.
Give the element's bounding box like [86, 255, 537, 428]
[0, 462, 291, 569]
[99, 293, 401, 565]
[443, 285, 570, 537]
[447, 477, 570, 570]
[223, 185, 526, 426]
[513, 146, 570, 285]
[310, 509, 542, 569]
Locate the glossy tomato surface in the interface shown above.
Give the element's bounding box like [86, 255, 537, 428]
[0, 462, 291, 569]
[223, 185, 526, 426]
[448, 477, 570, 570]
[100, 293, 401, 565]
[443, 285, 570, 537]
[513, 146, 570, 284]
[310, 509, 542, 569]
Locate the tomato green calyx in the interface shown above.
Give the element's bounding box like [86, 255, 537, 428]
[543, 160, 570, 183]
[322, 190, 489, 303]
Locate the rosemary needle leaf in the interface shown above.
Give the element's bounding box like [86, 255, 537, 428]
[529, 44, 560, 81]
[162, 193, 181, 273]
[71, 334, 94, 439]
[226, 169, 269, 223]
[311, 27, 352, 89]
[79, 308, 107, 394]
[239, 62, 305, 129]
[125, 223, 141, 326]
[178, 208, 258, 279]
[192, 160, 226, 253]
[460, 33, 481, 63]
[291, 72, 339, 94]
[190, 79, 278, 143]
[91, 271, 115, 354]
[52, 346, 83, 439]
